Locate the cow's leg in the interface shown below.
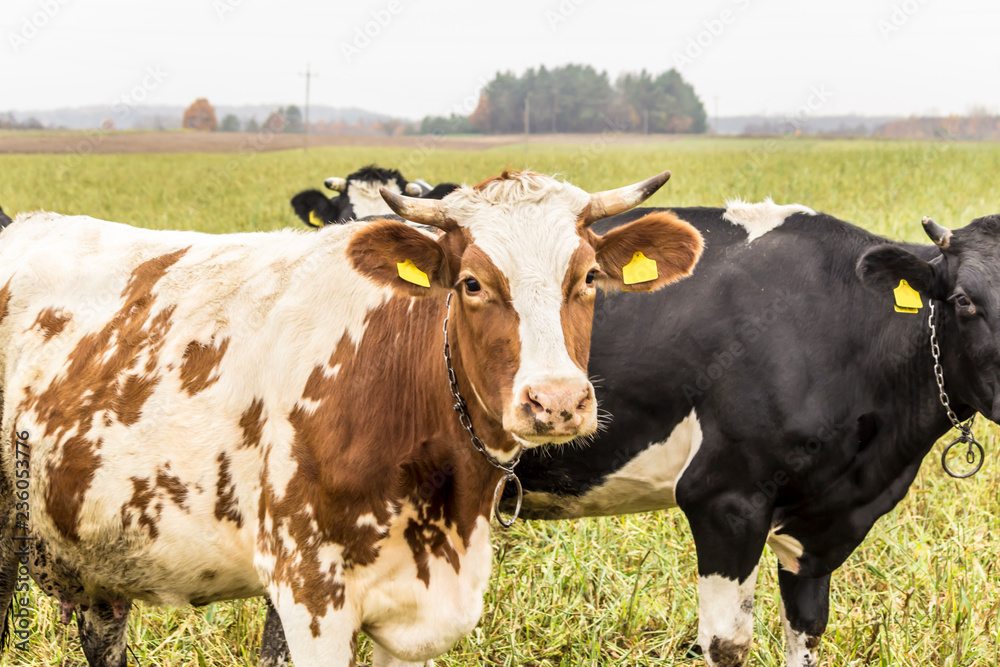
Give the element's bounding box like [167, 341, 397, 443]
[777, 568, 829, 667]
[681, 490, 770, 667]
[269, 584, 358, 666]
[371, 642, 434, 666]
[0, 551, 16, 651]
[259, 598, 291, 667]
[76, 600, 130, 667]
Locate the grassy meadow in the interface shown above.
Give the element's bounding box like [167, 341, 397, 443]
[2, 136, 1000, 666]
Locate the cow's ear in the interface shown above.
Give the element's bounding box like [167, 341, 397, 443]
[857, 244, 944, 297]
[291, 189, 338, 228]
[348, 219, 451, 296]
[593, 211, 704, 292]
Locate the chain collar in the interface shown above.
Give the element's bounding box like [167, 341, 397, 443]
[442, 292, 523, 526]
[929, 302, 985, 478]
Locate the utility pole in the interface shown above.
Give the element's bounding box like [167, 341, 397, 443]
[524, 94, 530, 150]
[551, 87, 557, 133]
[300, 64, 318, 151]
[524, 94, 530, 135]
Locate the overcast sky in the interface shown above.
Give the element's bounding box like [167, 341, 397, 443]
[2, 0, 997, 120]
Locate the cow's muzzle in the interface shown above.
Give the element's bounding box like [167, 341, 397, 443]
[507, 380, 597, 445]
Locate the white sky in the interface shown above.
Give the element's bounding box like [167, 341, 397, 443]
[1, 0, 998, 120]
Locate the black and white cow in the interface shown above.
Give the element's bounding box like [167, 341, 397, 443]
[503, 200, 1000, 666]
[290, 165, 458, 227]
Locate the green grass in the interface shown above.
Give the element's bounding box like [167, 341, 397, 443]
[2, 137, 1000, 665]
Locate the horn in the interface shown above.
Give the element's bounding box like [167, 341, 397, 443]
[922, 216, 952, 249]
[581, 170, 671, 226]
[380, 188, 453, 230]
[324, 177, 347, 192]
[405, 182, 424, 196]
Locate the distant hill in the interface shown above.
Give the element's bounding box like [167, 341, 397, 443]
[0, 105, 395, 131]
[712, 115, 899, 136]
[876, 115, 1000, 140]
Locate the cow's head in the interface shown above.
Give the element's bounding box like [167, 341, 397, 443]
[293, 165, 457, 227]
[859, 215, 1000, 423]
[348, 170, 703, 448]
[324, 165, 419, 221]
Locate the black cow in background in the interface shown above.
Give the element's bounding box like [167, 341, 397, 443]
[290, 164, 458, 226]
[0, 206, 12, 229]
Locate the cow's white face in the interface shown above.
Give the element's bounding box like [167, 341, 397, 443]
[348, 170, 704, 453]
[443, 175, 599, 446]
[345, 179, 401, 219]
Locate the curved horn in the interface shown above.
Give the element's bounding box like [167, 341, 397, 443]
[324, 177, 347, 192]
[404, 182, 424, 196]
[380, 188, 453, 229]
[922, 216, 952, 249]
[581, 170, 671, 226]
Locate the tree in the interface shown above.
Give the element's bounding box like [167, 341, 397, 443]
[220, 114, 240, 132]
[413, 65, 707, 135]
[619, 70, 665, 133]
[265, 112, 285, 133]
[284, 105, 304, 134]
[422, 114, 474, 134]
[244, 117, 259, 132]
[182, 98, 218, 131]
[469, 96, 492, 133]
[381, 119, 402, 136]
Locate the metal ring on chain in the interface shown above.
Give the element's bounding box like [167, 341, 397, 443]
[493, 472, 523, 527]
[929, 302, 987, 478]
[941, 436, 985, 478]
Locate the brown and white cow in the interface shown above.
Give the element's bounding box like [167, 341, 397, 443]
[0, 170, 702, 666]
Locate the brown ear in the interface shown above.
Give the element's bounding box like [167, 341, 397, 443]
[347, 219, 451, 296]
[594, 211, 704, 292]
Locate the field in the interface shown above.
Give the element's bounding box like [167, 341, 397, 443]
[2, 135, 1000, 666]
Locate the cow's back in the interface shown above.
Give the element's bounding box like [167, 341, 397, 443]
[0, 213, 389, 607]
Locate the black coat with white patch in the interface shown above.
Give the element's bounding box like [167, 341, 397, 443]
[509, 203, 999, 667]
[290, 165, 458, 226]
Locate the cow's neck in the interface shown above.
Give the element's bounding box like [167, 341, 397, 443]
[855, 247, 976, 476]
[375, 294, 512, 536]
[283, 293, 514, 559]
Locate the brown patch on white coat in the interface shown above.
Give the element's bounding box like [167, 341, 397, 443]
[0, 171, 702, 666]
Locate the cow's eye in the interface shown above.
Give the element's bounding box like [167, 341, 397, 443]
[585, 269, 596, 286]
[951, 292, 977, 314]
[463, 278, 482, 295]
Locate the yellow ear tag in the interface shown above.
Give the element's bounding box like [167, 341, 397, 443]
[396, 259, 430, 288]
[308, 210, 324, 227]
[893, 279, 923, 313]
[622, 251, 658, 286]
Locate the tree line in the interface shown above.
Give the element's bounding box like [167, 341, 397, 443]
[420, 65, 707, 135]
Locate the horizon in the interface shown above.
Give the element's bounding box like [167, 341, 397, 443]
[3, 0, 998, 123]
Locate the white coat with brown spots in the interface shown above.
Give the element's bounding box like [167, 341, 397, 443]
[0, 170, 702, 666]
